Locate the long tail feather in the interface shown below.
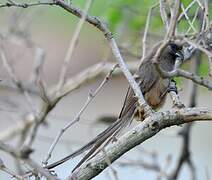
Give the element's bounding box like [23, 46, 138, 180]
[46, 87, 137, 170]
[45, 117, 127, 169]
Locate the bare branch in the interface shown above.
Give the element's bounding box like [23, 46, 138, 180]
[56, 0, 93, 92]
[169, 30, 202, 180]
[202, 0, 209, 33]
[180, 3, 197, 33]
[1, 1, 212, 180]
[159, 0, 169, 30]
[0, 141, 57, 180]
[178, 0, 199, 21]
[0, 158, 23, 180]
[31, 47, 45, 85]
[0, 0, 151, 116]
[186, 6, 200, 35]
[54, 0, 152, 116]
[156, 67, 212, 90]
[0, 43, 36, 113]
[141, 3, 159, 61]
[0, 62, 138, 142]
[69, 107, 212, 179]
[153, 0, 181, 69]
[0, 1, 55, 8]
[43, 64, 118, 165]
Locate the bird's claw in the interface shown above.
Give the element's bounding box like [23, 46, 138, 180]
[172, 102, 185, 109]
[168, 80, 178, 94]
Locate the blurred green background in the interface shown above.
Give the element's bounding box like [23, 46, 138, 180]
[0, 0, 212, 180]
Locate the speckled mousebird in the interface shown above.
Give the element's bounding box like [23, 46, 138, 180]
[46, 41, 184, 171]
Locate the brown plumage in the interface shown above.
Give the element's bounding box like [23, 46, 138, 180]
[45, 41, 183, 171]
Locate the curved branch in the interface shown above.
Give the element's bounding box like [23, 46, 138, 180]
[0, 62, 138, 141]
[158, 68, 212, 90]
[53, 0, 152, 115]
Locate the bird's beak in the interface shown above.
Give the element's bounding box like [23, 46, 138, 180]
[175, 51, 184, 61]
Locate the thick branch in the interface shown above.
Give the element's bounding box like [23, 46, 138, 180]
[69, 107, 212, 180]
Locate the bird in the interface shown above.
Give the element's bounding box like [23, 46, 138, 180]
[45, 41, 184, 171]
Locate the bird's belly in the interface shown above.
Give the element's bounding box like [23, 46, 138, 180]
[144, 79, 169, 109]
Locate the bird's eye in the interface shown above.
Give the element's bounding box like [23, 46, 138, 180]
[168, 43, 184, 60]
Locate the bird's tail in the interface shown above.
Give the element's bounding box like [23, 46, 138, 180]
[45, 87, 137, 171]
[45, 114, 132, 170]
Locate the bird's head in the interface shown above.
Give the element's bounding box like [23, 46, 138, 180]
[158, 41, 184, 72]
[167, 42, 184, 61]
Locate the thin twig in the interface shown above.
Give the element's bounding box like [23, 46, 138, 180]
[157, 67, 212, 90]
[0, 62, 138, 142]
[109, 39, 151, 113]
[159, 0, 169, 30]
[0, 44, 36, 113]
[54, 0, 151, 115]
[0, 141, 57, 180]
[153, 0, 180, 68]
[202, 0, 209, 33]
[43, 64, 118, 165]
[178, 0, 203, 21]
[31, 47, 45, 85]
[0, 158, 23, 180]
[0, 1, 55, 8]
[186, 6, 199, 35]
[141, 3, 159, 61]
[167, 0, 180, 38]
[183, 37, 212, 64]
[180, 3, 197, 33]
[23, 0, 92, 147]
[169, 11, 204, 180]
[1, 0, 150, 117]
[56, 0, 93, 93]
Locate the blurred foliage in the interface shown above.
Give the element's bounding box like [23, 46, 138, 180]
[72, 0, 211, 34]
[72, 0, 212, 80]
[41, 0, 211, 39]
[199, 54, 209, 76]
[70, 0, 162, 33]
[1, 0, 211, 77]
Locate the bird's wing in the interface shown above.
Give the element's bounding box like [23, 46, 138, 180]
[136, 61, 159, 94]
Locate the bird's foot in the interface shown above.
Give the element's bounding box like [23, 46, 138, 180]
[173, 101, 185, 109]
[168, 79, 185, 109]
[168, 79, 178, 94]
